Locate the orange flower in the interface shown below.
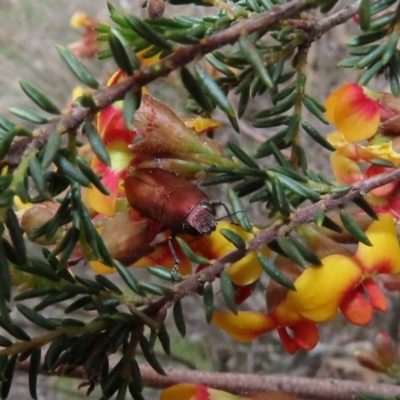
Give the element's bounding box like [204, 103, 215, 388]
[325, 83, 381, 142]
[68, 12, 100, 59]
[134, 221, 270, 286]
[327, 132, 400, 166]
[213, 214, 400, 353]
[160, 384, 247, 400]
[330, 152, 400, 218]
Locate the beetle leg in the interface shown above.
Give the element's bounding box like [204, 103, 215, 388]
[168, 235, 180, 282]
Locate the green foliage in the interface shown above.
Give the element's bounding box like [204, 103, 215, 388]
[0, 0, 399, 398]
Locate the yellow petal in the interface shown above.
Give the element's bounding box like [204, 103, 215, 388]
[280, 255, 362, 323]
[90, 260, 115, 274]
[330, 152, 362, 185]
[212, 311, 275, 342]
[355, 213, 400, 275]
[328, 132, 400, 166]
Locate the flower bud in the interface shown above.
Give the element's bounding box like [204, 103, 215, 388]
[21, 202, 62, 245]
[354, 349, 386, 372]
[100, 211, 156, 265]
[375, 332, 394, 368]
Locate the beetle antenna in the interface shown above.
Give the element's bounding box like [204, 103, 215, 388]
[168, 235, 180, 283]
[209, 200, 235, 224]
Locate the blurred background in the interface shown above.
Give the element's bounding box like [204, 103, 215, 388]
[0, 0, 398, 399]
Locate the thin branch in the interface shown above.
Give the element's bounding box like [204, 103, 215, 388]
[138, 365, 400, 400]
[144, 166, 400, 316]
[2, 0, 317, 169]
[14, 363, 400, 400]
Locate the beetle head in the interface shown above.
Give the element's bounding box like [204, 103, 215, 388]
[184, 201, 217, 236]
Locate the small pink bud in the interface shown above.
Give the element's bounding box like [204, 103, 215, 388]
[354, 349, 386, 373]
[375, 332, 394, 367]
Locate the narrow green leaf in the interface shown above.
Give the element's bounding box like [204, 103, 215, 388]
[228, 141, 260, 169]
[0, 317, 31, 341]
[203, 282, 214, 324]
[289, 237, 322, 266]
[95, 274, 123, 294]
[355, 45, 385, 69]
[253, 91, 296, 119]
[64, 296, 92, 313]
[239, 36, 274, 88]
[276, 236, 308, 269]
[347, 30, 387, 47]
[1, 355, 17, 399]
[0, 230, 11, 303]
[8, 107, 48, 124]
[301, 122, 335, 151]
[257, 253, 295, 290]
[359, 0, 371, 30]
[139, 335, 167, 375]
[238, 85, 250, 118]
[302, 96, 329, 124]
[227, 188, 252, 232]
[33, 292, 76, 312]
[55, 227, 80, 271]
[43, 334, 68, 370]
[123, 89, 141, 131]
[56, 45, 99, 89]
[173, 301, 186, 337]
[147, 265, 183, 282]
[271, 178, 290, 216]
[5, 208, 26, 267]
[353, 198, 378, 220]
[130, 358, 143, 394]
[17, 304, 56, 330]
[125, 14, 172, 50]
[157, 324, 171, 356]
[28, 348, 41, 400]
[276, 174, 320, 201]
[41, 131, 61, 169]
[359, 60, 384, 86]
[0, 336, 12, 347]
[108, 29, 135, 75]
[180, 67, 213, 113]
[220, 271, 237, 314]
[138, 281, 172, 295]
[83, 120, 111, 166]
[54, 154, 91, 187]
[321, 215, 343, 233]
[76, 157, 110, 195]
[340, 211, 372, 246]
[382, 32, 399, 65]
[219, 228, 246, 249]
[113, 260, 144, 295]
[0, 130, 16, 160]
[176, 237, 211, 265]
[19, 80, 61, 114]
[14, 287, 58, 301]
[194, 64, 239, 132]
[389, 62, 400, 97]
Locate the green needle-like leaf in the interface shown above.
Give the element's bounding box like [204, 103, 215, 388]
[19, 80, 61, 114]
[56, 45, 99, 89]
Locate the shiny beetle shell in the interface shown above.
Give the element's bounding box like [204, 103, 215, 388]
[124, 168, 217, 236]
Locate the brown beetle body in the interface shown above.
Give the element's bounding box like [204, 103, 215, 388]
[124, 168, 217, 236]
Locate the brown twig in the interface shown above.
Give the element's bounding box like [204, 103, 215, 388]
[144, 166, 400, 316]
[2, 0, 363, 170]
[15, 362, 400, 400]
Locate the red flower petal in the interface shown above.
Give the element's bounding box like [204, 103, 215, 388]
[339, 286, 373, 325]
[364, 278, 387, 312]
